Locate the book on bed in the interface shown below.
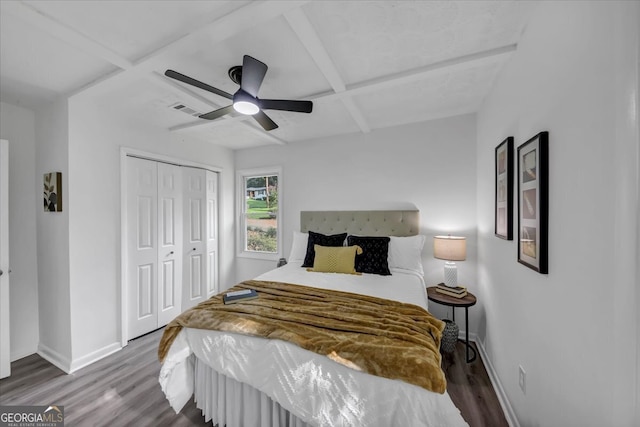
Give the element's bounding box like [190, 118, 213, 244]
[223, 289, 258, 304]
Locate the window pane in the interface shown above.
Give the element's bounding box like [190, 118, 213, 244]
[244, 175, 278, 253]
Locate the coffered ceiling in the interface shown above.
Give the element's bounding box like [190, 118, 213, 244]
[0, 1, 537, 149]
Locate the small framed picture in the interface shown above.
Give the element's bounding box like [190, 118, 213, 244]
[495, 137, 514, 240]
[517, 132, 548, 273]
[44, 172, 62, 212]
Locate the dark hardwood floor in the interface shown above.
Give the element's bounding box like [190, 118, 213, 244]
[0, 329, 508, 427]
[441, 341, 509, 427]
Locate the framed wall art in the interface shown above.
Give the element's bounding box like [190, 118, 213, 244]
[44, 172, 62, 212]
[517, 131, 548, 273]
[495, 136, 514, 240]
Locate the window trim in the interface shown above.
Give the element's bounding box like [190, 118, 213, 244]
[236, 166, 282, 261]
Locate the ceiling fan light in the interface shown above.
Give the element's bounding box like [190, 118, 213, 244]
[232, 90, 260, 115]
[233, 100, 260, 115]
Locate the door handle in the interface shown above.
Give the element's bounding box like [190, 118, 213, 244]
[166, 251, 174, 257]
[0, 269, 2, 276]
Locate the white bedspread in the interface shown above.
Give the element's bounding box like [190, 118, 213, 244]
[159, 263, 468, 427]
[258, 263, 430, 309]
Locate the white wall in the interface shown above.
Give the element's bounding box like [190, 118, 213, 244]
[476, 2, 639, 426]
[66, 96, 235, 369]
[35, 99, 72, 369]
[611, 2, 640, 422]
[235, 114, 478, 327]
[0, 102, 40, 361]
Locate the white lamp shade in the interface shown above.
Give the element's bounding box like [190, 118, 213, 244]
[433, 235, 466, 261]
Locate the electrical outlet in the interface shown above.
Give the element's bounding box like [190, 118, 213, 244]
[518, 365, 526, 394]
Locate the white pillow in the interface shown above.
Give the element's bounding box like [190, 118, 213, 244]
[288, 231, 309, 262]
[388, 235, 426, 276]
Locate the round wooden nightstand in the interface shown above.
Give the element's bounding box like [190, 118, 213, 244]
[427, 286, 477, 363]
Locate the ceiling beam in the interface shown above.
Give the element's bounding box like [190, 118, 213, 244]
[311, 44, 518, 103]
[134, 1, 310, 71]
[339, 97, 370, 133]
[283, 7, 370, 133]
[169, 115, 246, 132]
[239, 122, 288, 146]
[126, 0, 253, 68]
[2, 0, 133, 70]
[169, 112, 288, 146]
[283, 8, 345, 92]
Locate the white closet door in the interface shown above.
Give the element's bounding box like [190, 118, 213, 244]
[183, 168, 207, 310]
[125, 156, 218, 340]
[126, 157, 158, 339]
[156, 163, 183, 327]
[206, 170, 218, 298]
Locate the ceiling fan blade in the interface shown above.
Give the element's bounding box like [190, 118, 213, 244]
[240, 55, 267, 98]
[253, 111, 279, 131]
[199, 105, 235, 120]
[260, 99, 313, 113]
[165, 69, 233, 100]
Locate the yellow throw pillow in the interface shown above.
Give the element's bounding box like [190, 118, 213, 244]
[308, 244, 363, 275]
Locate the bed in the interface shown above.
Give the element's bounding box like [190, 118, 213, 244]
[159, 210, 468, 427]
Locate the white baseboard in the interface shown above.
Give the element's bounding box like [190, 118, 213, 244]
[68, 342, 122, 374]
[38, 342, 122, 374]
[465, 332, 520, 427]
[37, 343, 72, 374]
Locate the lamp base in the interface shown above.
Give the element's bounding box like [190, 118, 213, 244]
[444, 262, 458, 287]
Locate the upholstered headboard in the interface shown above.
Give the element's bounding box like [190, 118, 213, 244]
[300, 210, 419, 237]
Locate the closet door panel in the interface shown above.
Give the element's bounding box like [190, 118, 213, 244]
[136, 264, 154, 317]
[157, 163, 183, 326]
[183, 168, 207, 310]
[126, 157, 158, 339]
[189, 253, 203, 299]
[206, 171, 218, 297]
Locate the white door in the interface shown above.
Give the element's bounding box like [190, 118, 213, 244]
[126, 157, 159, 339]
[183, 168, 207, 310]
[206, 170, 218, 298]
[126, 157, 186, 338]
[0, 140, 10, 379]
[156, 163, 183, 326]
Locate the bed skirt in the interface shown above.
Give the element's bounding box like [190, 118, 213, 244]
[194, 357, 313, 427]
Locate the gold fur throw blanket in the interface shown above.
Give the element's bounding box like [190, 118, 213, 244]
[158, 280, 446, 393]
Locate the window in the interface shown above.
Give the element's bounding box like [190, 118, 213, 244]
[237, 167, 281, 259]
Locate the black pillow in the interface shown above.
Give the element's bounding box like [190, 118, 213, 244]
[347, 236, 391, 276]
[302, 231, 347, 267]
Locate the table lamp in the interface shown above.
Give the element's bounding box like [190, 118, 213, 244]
[434, 235, 466, 288]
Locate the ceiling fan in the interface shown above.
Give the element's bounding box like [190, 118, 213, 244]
[165, 55, 313, 131]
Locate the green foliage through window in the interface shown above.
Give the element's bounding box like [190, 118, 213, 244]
[243, 174, 279, 253]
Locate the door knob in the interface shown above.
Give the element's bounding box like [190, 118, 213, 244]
[0, 269, 2, 276]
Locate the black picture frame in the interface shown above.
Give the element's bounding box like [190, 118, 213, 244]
[517, 131, 548, 273]
[495, 137, 514, 240]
